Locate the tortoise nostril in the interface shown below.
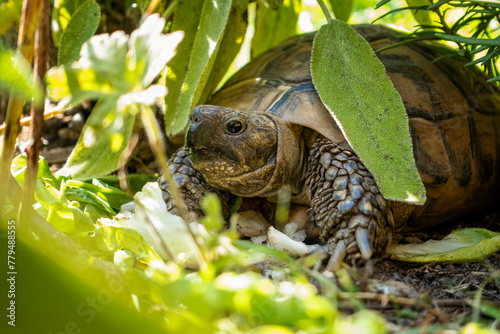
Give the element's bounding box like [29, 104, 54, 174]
[189, 114, 199, 124]
[190, 107, 204, 124]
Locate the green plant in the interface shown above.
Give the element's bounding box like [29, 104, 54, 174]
[376, 0, 500, 83]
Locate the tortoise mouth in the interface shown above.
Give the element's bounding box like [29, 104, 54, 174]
[190, 147, 224, 163]
[189, 147, 246, 177]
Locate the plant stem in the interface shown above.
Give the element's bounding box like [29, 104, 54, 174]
[317, 0, 334, 24]
[145, 0, 162, 16]
[22, 0, 49, 207]
[162, 0, 178, 21]
[0, 0, 44, 217]
[139, 104, 208, 269]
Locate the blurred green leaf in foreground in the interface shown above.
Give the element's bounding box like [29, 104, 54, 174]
[5, 154, 390, 333]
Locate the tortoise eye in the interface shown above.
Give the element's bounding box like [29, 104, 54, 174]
[224, 118, 247, 135]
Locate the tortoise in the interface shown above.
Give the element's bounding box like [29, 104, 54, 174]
[159, 25, 500, 271]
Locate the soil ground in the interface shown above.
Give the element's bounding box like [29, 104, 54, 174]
[360, 209, 500, 331]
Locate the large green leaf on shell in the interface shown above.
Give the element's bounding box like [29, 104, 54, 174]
[328, 0, 354, 22]
[387, 228, 500, 263]
[251, 0, 300, 58]
[166, 0, 233, 135]
[311, 21, 426, 204]
[57, 0, 101, 65]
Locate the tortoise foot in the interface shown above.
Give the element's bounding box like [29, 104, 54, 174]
[306, 137, 394, 271]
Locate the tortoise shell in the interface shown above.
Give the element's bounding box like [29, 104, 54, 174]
[209, 25, 500, 230]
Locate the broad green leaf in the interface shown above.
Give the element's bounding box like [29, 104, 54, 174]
[66, 178, 131, 210]
[52, 0, 86, 45]
[84, 203, 110, 222]
[47, 14, 182, 104]
[127, 16, 184, 89]
[0, 0, 22, 35]
[114, 228, 157, 260]
[311, 21, 426, 204]
[11, 154, 54, 188]
[90, 224, 159, 262]
[118, 182, 202, 267]
[163, 0, 204, 134]
[48, 15, 182, 178]
[47, 201, 96, 235]
[199, 0, 249, 103]
[58, 0, 101, 65]
[168, 0, 233, 135]
[57, 100, 136, 178]
[46, 32, 131, 103]
[114, 249, 135, 271]
[0, 49, 43, 103]
[79, 173, 158, 193]
[251, 0, 300, 58]
[64, 186, 117, 215]
[34, 179, 68, 211]
[329, 0, 354, 22]
[406, 0, 435, 26]
[387, 228, 500, 263]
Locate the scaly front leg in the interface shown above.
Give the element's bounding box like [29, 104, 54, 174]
[305, 137, 395, 272]
[158, 147, 234, 220]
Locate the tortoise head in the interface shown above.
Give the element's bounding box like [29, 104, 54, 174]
[186, 105, 280, 196]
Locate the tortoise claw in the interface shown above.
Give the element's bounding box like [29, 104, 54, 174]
[355, 226, 373, 259]
[325, 240, 347, 272]
[306, 138, 395, 270]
